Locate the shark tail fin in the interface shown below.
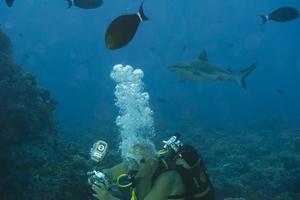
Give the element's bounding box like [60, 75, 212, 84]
[237, 61, 259, 90]
[258, 15, 268, 24]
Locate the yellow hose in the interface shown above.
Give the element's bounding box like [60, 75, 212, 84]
[116, 174, 132, 188]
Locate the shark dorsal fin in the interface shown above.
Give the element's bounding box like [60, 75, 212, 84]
[198, 49, 208, 61]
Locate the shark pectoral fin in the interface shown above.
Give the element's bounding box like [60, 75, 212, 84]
[198, 49, 208, 61]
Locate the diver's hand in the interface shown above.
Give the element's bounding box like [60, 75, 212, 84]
[91, 184, 107, 199]
[92, 183, 119, 200]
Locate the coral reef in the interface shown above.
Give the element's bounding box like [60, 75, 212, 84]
[0, 28, 92, 200]
[0, 29, 57, 144]
[171, 124, 300, 200]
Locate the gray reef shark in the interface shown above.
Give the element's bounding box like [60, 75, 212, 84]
[168, 49, 259, 89]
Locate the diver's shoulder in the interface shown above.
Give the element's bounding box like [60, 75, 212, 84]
[157, 170, 183, 183]
[155, 170, 185, 196]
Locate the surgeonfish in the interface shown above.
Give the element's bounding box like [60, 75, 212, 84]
[67, 0, 103, 9]
[5, 0, 14, 7]
[258, 6, 299, 24]
[105, 2, 149, 49]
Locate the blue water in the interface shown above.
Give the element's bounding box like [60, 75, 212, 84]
[1, 0, 300, 131]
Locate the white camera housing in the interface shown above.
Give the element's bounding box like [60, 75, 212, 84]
[90, 140, 108, 162]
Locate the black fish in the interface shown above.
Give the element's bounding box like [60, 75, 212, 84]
[276, 89, 286, 95]
[149, 47, 156, 52]
[82, 59, 91, 64]
[23, 54, 30, 59]
[259, 7, 299, 24]
[5, 0, 14, 7]
[157, 98, 167, 103]
[216, 19, 223, 24]
[67, 0, 103, 9]
[181, 45, 187, 54]
[105, 2, 149, 49]
[227, 43, 234, 48]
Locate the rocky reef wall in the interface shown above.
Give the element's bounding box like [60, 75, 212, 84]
[0, 28, 91, 200]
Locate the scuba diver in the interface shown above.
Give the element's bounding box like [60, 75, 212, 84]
[88, 134, 215, 200]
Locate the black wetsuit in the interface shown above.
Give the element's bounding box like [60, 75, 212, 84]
[151, 159, 216, 200]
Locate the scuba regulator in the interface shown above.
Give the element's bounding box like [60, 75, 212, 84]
[160, 133, 183, 155]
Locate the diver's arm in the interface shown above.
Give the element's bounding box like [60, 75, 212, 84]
[92, 162, 128, 200]
[144, 171, 182, 200]
[103, 162, 129, 183]
[92, 184, 121, 200]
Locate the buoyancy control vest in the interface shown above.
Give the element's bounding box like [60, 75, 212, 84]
[152, 147, 216, 200]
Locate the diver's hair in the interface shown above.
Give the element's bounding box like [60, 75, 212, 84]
[129, 140, 158, 161]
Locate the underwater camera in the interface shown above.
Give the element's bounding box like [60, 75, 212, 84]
[87, 140, 109, 187]
[87, 170, 109, 187]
